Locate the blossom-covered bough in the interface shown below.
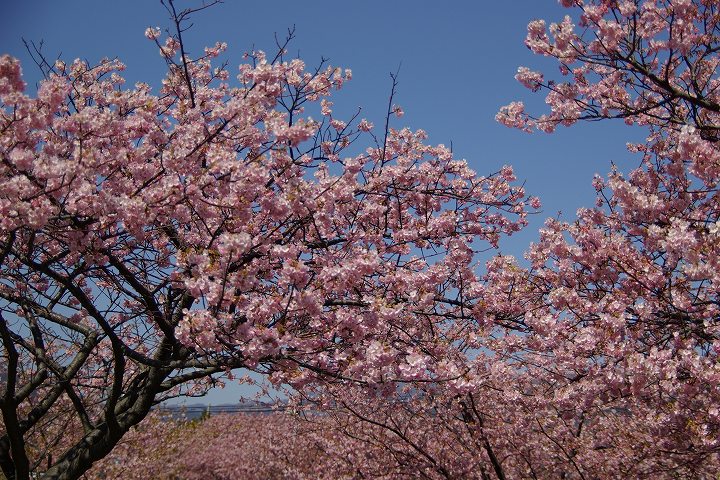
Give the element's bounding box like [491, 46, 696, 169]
[0, 2, 533, 479]
[498, 0, 720, 136]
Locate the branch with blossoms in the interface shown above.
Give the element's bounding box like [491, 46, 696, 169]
[497, 0, 720, 139]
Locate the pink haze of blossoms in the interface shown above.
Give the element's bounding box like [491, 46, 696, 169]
[3, 0, 720, 479]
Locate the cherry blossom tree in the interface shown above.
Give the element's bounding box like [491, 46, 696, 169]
[486, 0, 720, 476]
[0, 2, 533, 479]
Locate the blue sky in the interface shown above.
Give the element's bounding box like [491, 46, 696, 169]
[1, 1, 644, 403]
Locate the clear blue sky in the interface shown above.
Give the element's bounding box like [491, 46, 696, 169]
[1, 1, 643, 403]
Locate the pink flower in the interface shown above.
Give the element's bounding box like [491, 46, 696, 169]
[0, 55, 26, 96]
[500, 165, 515, 182]
[358, 119, 374, 132]
[515, 66, 544, 91]
[144, 26, 161, 40]
[320, 99, 333, 116]
[496, 101, 532, 132]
